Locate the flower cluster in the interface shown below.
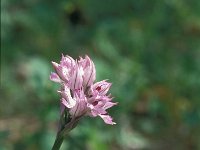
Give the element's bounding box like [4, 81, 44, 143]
[50, 55, 117, 125]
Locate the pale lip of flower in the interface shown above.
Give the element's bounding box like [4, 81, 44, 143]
[50, 54, 117, 125]
[59, 85, 76, 109]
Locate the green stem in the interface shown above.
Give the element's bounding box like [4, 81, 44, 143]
[52, 134, 64, 150]
[51, 117, 81, 150]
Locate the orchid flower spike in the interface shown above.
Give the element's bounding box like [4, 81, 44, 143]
[50, 55, 117, 125]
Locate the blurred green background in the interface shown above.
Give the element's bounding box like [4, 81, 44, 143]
[1, 0, 200, 150]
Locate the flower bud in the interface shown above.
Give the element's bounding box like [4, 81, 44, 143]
[91, 80, 112, 96]
[69, 65, 83, 90]
[52, 61, 68, 82]
[80, 55, 96, 88]
[60, 54, 75, 69]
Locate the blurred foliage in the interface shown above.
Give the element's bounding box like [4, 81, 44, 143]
[1, 0, 200, 150]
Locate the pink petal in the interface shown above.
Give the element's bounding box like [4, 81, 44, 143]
[92, 80, 111, 96]
[99, 114, 116, 125]
[61, 98, 76, 108]
[60, 86, 76, 108]
[52, 61, 67, 82]
[52, 61, 59, 69]
[82, 56, 96, 87]
[69, 90, 87, 117]
[60, 54, 76, 68]
[70, 65, 83, 90]
[50, 72, 61, 82]
[88, 104, 107, 116]
[103, 102, 118, 110]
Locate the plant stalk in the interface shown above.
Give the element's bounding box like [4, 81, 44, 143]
[51, 117, 80, 150]
[52, 134, 64, 150]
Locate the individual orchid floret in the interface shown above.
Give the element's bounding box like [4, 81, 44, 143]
[60, 54, 76, 69]
[51, 55, 75, 83]
[51, 61, 67, 82]
[90, 80, 112, 96]
[79, 55, 96, 88]
[69, 64, 84, 90]
[69, 89, 87, 117]
[60, 85, 76, 109]
[87, 85, 117, 125]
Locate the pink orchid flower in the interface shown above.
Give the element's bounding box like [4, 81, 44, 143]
[50, 55, 117, 125]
